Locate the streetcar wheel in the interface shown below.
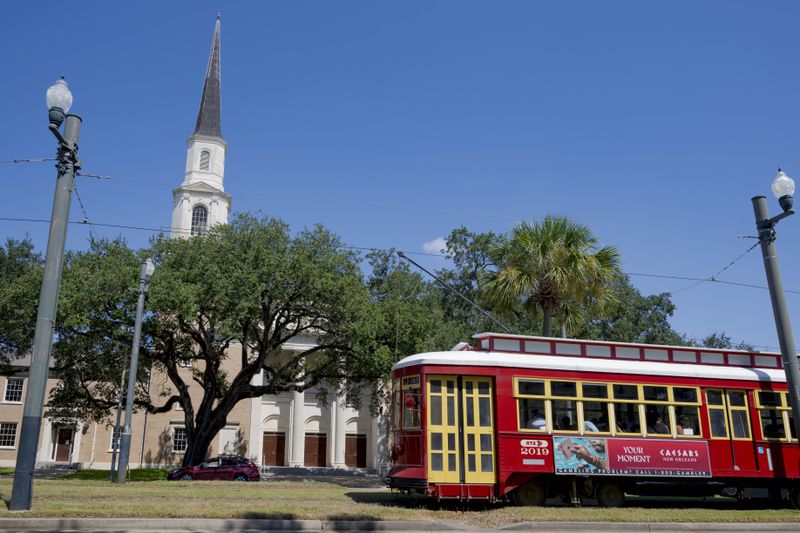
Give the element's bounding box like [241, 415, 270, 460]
[596, 482, 625, 508]
[790, 486, 800, 510]
[513, 480, 546, 506]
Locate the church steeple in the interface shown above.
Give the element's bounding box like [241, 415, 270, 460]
[194, 15, 222, 139]
[171, 16, 231, 238]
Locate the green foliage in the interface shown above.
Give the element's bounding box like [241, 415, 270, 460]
[60, 468, 169, 481]
[693, 332, 756, 352]
[0, 237, 42, 371]
[485, 216, 621, 336]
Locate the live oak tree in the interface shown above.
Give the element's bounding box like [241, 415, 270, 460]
[0, 238, 42, 373]
[45, 215, 385, 466]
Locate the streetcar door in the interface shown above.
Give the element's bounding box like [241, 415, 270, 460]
[706, 389, 758, 474]
[462, 377, 496, 484]
[426, 376, 460, 483]
[426, 375, 496, 484]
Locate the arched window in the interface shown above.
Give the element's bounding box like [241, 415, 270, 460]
[191, 205, 208, 236]
[199, 150, 211, 171]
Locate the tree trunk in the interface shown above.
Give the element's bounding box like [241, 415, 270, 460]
[542, 307, 553, 337]
[182, 416, 228, 466]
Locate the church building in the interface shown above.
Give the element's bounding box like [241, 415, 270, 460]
[0, 17, 386, 474]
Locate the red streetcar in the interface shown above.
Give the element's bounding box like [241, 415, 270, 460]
[386, 332, 800, 507]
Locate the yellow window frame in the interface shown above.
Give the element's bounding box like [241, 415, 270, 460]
[755, 390, 792, 442]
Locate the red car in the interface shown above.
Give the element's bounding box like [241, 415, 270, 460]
[167, 455, 260, 481]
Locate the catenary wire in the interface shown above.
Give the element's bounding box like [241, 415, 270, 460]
[1, 216, 797, 295]
[670, 242, 761, 295]
[0, 157, 56, 164]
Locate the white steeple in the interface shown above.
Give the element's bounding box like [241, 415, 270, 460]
[171, 16, 232, 238]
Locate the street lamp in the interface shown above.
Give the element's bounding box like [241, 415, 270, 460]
[752, 170, 800, 444]
[116, 258, 155, 483]
[10, 78, 82, 511]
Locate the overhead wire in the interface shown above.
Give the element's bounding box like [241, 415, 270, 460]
[0, 157, 56, 165]
[670, 241, 761, 295]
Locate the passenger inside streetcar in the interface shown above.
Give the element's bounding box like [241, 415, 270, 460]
[646, 413, 670, 434]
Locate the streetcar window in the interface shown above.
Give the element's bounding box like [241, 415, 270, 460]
[756, 391, 789, 441]
[728, 390, 747, 408]
[582, 383, 609, 398]
[706, 390, 724, 406]
[673, 387, 698, 403]
[644, 405, 670, 435]
[724, 391, 751, 440]
[518, 398, 547, 432]
[478, 397, 491, 427]
[759, 409, 786, 439]
[758, 391, 783, 407]
[643, 386, 669, 402]
[401, 376, 420, 429]
[430, 395, 442, 425]
[709, 409, 728, 438]
[517, 379, 545, 396]
[675, 406, 700, 436]
[552, 400, 578, 431]
[391, 380, 401, 430]
[731, 411, 750, 439]
[582, 400, 611, 432]
[614, 403, 641, 434]
[551, 381, 577, 398]
[613, 384, 639, 401]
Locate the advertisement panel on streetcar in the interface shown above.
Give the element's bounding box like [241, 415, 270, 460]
[552, 436, 711, 477]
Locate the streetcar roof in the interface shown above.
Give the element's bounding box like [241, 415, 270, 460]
[392, 350, 788, 384]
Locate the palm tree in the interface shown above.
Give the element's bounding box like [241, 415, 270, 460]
[485, 216, 621, 337]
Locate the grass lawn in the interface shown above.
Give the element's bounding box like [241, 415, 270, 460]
[60, 468, 170, 481]
[0, 479, 798, 527]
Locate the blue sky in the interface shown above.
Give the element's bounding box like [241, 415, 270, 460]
[2, 1, 799, 351]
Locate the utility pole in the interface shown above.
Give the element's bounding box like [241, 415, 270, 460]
[752, 181, 800, 442]
[10, 79, 80, 511]
[115, 258, 155, 483]
[109, 366, 127, 481]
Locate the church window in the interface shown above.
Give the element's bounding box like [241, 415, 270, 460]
[199, 149, 211, 171]
[191, 205, 208, 236]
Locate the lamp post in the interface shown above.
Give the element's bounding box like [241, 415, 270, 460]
[752, 170, 800, 442]
[10, 78, 81, 511]
[115, 258, 155, 483]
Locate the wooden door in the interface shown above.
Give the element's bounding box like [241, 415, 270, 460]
[345, 434, 367, 468]
[54, 428, 73, 462]
[462, 376, 496, 484]
[262, 432, 286, 466]
[304, 433, 327, 467]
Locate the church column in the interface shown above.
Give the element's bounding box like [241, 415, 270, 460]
[248, 369, 263, 464]
[289, 389, 305, 466]
[332, 394, 347, 468]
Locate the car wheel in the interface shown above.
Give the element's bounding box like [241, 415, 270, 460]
[596, 482, 625, 508]
[790, 486, 800, 510]
[233, 474, 248, 482]
[513, 480, 546, 506]
[179, 473, 193, 481]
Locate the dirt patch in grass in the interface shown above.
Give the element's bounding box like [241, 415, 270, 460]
[0, 479, 797, 526]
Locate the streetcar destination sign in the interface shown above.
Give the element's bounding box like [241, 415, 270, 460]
[553, 436, 711, 477]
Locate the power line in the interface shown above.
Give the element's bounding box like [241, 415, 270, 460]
[0, 157, 56, 165]
[1, 217, 797, 294]
[671, 242, 761, 295]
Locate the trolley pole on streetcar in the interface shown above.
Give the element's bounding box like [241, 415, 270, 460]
[752, 170, 800, 441]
